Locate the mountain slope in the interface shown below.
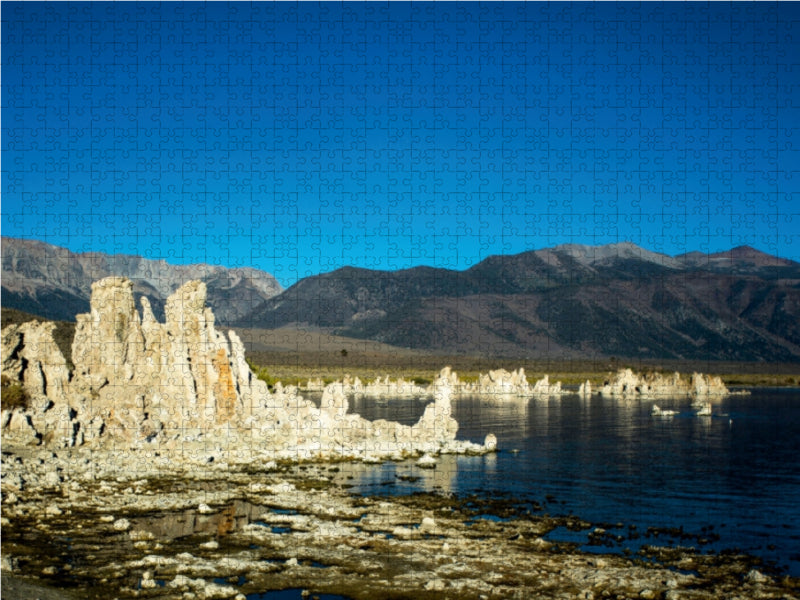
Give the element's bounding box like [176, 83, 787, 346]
[4, 237, 799, 361]
[1, 237, 283, 324]
[239, 243, 800, 361]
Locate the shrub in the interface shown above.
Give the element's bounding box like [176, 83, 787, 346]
[1, 375, 29, 411]
[245, 359, 279, 390]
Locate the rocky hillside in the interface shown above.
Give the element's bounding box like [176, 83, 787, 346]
[239, 242, 800, 361]
[1, 237, 283, 324]
[4, 237, 799, 361]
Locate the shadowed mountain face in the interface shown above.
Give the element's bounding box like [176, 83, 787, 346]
[237, 243, 800, 361]
[3, 237, 799, 361]
[1, 237, 283, 324]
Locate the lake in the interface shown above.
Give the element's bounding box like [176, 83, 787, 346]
[343, 388, 800, 576]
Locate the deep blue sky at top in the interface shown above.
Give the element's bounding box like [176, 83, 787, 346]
[3, 2, 799, 286]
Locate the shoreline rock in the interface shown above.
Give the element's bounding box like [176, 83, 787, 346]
[1, 443, 795, 600]
[598, 368, 735, 400]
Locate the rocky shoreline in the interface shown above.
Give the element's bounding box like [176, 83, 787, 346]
[3, 276, 792, 599]
[2, 444, 798, 600]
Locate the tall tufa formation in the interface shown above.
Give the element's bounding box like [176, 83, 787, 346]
[1, 320, 72, 444]
[2, 277, 491, 460]
[1, 278, 263, 446]
[66, 277, 253, 441]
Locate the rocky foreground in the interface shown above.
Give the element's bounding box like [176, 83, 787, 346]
[2, 445, 798, 600]
[4, 276, 791, 599]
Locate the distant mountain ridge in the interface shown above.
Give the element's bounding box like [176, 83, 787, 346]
[238, 242, 800, 362]
[1, 237, 283, 324]
[3, 237, 799, 361]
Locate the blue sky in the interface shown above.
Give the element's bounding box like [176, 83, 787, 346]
[3, 2, 799, 286]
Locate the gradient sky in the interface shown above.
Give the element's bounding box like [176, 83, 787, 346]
[3, 2, 799, 287]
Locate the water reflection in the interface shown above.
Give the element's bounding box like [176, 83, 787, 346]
[333, 456, 458, 494]
[130, 500, 264, 540]
[344, 389, 800, 575]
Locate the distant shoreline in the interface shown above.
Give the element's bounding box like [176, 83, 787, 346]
[3, 305, 799, 390]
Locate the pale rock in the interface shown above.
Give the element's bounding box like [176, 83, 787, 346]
[140, 570, 158, 589]
[67, 278, 253, 441]
[168, 574, 194, 589]
[434, 366, 461, 392]
[3, 410, 40, 445]
[690, 373, 730, 398]
[416, 453, 437, 469]
[599, 368, 731, 399]
[1, 320, 70, 403]
[129, 529, 155, 541]
[71, 277, 145, 388]
[695, 402, 712, 416]
[2, 554, 19, 572]
[113, 518, 131, 531]
[44, 470, 62, 487]
[1, 320, 74, 445]
[531, 537, 552, 550]
[425, 578, 446, 591]
[304, 377, 327, 393]
[477, 368, 537, 398]
[2, 277, 497, 459]
[411, 381, 459, 446]
[320, 382, 349, 420]
[351, 375, 429, 400]
[746, 569, 770, 584]
[651, 405, 677, 417]
[45, 503, 63, 516]
[391, 526, 419, 540]
[531, 374, 564, 397]
[420, 516, 437, 534]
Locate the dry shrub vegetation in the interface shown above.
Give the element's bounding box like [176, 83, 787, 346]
[1, 374, 29, 411]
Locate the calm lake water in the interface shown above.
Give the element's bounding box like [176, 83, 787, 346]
[343, 388, 800, 575]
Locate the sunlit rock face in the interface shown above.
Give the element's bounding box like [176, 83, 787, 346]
[2, 320, 72, 445]
[347, 375, 429, 400]
[2, 276, 492, 459]
[2, 320, 70, 403]
[427, 366, 566, 400]
[476, 368, 533, 398]
[597, 368, 731, 399]
[67, 277, 251, 441]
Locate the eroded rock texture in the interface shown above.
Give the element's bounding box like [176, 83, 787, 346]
[598, 368, 731, 399]
[2, 277, 488, 459]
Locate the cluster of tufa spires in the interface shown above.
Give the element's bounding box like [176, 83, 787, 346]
[2, 277, 494, 461]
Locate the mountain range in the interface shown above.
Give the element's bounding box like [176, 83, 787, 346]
[3, 237, 799, 361]
[1, 237, 283, 324]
